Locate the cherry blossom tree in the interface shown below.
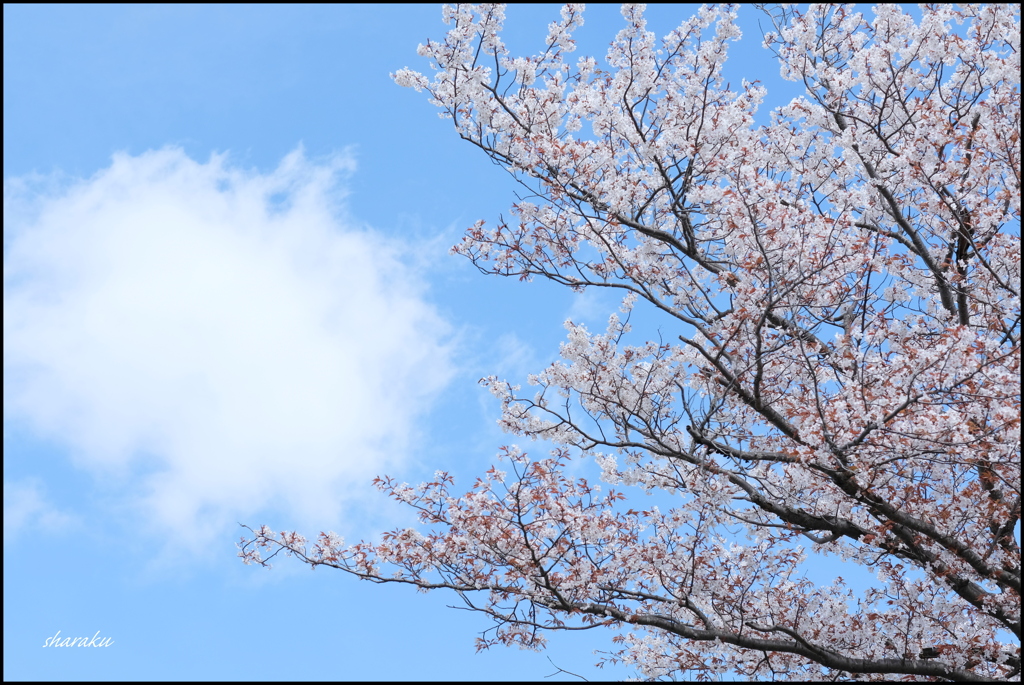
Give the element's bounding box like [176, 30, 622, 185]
[241, 4, 1020, 680]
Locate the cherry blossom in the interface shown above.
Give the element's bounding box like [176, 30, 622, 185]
[242, 5, 1019, 680]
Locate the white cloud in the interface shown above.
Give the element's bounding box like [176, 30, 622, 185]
[566, 286, 618, 327]
[3, 478, 75, 541]
[492, 332, 538, 381]
[4, 147, 453, 545]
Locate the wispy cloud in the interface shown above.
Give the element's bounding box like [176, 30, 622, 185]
[4, 147, 453, 546]
[3, 478, 75, 541]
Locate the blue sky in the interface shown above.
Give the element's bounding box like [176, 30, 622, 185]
[5, 4, 823, 680]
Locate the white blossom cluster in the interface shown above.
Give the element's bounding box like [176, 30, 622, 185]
[243, 4, 1020, 680]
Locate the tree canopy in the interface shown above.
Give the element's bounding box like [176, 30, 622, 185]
[242, 4, 1020, 680]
